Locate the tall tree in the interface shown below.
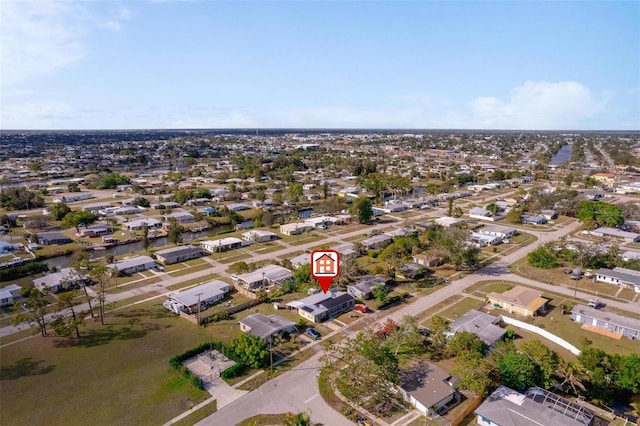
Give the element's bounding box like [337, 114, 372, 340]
[61, 211, 98, 231]
[12, 287, 50, 337]
[47, 202, 71, 220]
[350, 197, 373, 224]
[167, 217, 184, 244]
[497, 351, 538, 390]
[90, 265, 111, 325]
[141, 223, 150, 251]
[54, 291, 83, 338]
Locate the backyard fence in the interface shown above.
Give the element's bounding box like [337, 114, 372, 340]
[501, 315, 581, 355]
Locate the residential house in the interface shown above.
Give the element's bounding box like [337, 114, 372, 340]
[242, 230, 278, 243]
[412, 253, 445, 267]
[385, 228, 417, 239]
[522, 215, 547, 225]
[469, 232, 502, 247]
[397, 262, 429, 279]
[239, 313, 297, 343]
[595, 267, 640, 293]
[150, 202, 180, 210]
[361, 234, 393, 251]
[621, 250, 640, 262]
[382, 203, 411, 213]
[109, 255, 157, 275]
[475, 386, 595, 426]
[121, 218, 162, 231]
[590, 227, 640, 243]
[398, 362, 461, 416]
[163, 212, 196, 224]
[540, 209, 558, 220]
[346, 275, 391, 299]
[227, 203, 250, 211]
[33, 268, 84, 293]
[487, 286, 548, 317]
[164, 280, 230, 314]
[332, 242, 358, 259]
[154, 245, 204, 265]
[279, 222, 313, 236]
[446, 309, 505, 348]
[0, 284, 22, 307]
[287, 290, 355, 323]
[53, 192, 93, 203]
[82, 202, 113, 214]
[289, 253, 310, 269]
[469, 207, 495, 221]
[99, 206, 142, 216]
[435, 217, 467, 228]
[232, 264, 293, 290]
[571, 304, 640, 340]
[201, 237, 243, 253]
[478, 225, 517, 239]
[592, 172, 616, 186]
[77, 225, 111, 238]
[37, 232, 72, 246]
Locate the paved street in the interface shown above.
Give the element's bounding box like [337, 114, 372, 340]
[196, 218, 640, 426]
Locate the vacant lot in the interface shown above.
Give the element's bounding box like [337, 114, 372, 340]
[0, 300, 213, 425]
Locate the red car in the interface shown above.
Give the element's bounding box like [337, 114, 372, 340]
[354, 304, 369, 313]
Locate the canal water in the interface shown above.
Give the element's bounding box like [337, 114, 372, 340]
[549, 144, 573, 166]
[42, 225, 232, 270]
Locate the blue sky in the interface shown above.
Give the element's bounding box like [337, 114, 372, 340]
[1, 0, 638, 130]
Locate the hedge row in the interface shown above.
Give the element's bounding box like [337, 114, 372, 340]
[0, 261, 49, 281]
[378, 292, 410, 310]
[169, 341, 248, 388]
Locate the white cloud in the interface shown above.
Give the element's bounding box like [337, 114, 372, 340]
[101, 5, 132, 33]
[0, 0, 88, 87]
[1, 100, 73, 129]
[469, 81, 610, 129]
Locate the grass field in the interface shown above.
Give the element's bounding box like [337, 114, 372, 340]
[0, 300, 213, 425]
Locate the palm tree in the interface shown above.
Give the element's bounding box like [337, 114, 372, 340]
[555, 360, 586, 394]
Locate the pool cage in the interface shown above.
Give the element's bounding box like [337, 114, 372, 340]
[525, 387, 595, 426]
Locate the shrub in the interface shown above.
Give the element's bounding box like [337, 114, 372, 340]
[0, 262, 49, 281]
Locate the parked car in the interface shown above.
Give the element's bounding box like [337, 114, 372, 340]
[584, 269, 594, 278]
[306, 327, 321, 340]
[588, 298, 605, 309]
[354, 303, 369, 313]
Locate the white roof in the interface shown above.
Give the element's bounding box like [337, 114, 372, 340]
[0, 284, 22, 299]
[202, 237, 242, 247]
[168, 280, 229, 307]
[33, 268, 78, 290]
[111, 255, 156, 271]
[234, 264, 293, 284]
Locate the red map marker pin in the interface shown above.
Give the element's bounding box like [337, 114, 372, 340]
[310, 250, 340, 294]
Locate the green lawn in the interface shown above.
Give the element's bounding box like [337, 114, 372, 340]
[438, 297, 486, 321]
[0, 300, 214, 425]
[168, 263, 212, 277]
